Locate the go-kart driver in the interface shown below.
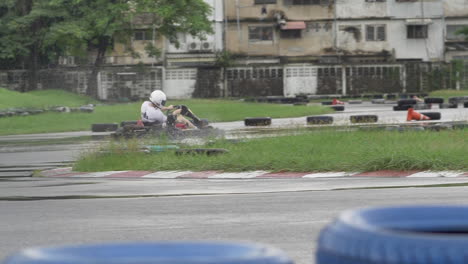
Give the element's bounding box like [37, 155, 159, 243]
[141, 90, 202, 129]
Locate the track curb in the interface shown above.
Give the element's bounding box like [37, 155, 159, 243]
[40, 168, 468, 179]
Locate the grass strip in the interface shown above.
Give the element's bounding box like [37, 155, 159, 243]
[0, 88, 98, 109]
[429, 89, 468, 100]
[74, 129, 467, 172]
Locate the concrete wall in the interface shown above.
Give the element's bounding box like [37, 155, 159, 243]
[445, 0, 468, 17]
[336, 0, 388, 18]
[390, 19, 444, 61]
[225, 0, 334, 21]
[226, 21, 335, 56]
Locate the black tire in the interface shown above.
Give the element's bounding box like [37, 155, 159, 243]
[330, 105, 344, 111]
[120, 120, 138, 127]
[321, 101, 333, 105]
[306, 116, 333, 125]
[424, 97, 444, 104]
[175, 148, 228, 156]
[350, 115, 378, 123]
[394, 104, 414, 111]
[317, 205, 468, 264]
[244, 117, 272, 126]
[448, 97, 460, 104]
[464, 102, 468, 108]
[91, 123, 118, 132]
[397, 99, 416, 106]
[422, 112, 441, 120]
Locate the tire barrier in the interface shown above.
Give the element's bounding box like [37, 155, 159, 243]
[350, 115, 378, 123]
[316, 205, 468, 264]
[321, 101, 333, 105]
[3, 241, 294, 264]
[176, 148, 229, 156]
[120, 120, 138, 127]
[91, 123, 118, 132]
[449, 97, 459, 104]
[244, 117, 272, 126]
[348, 100, 363, 104]
[424, 97, 444, 104]
[397, 99, 417, 106]
[449, 96, 468, 104]
[393, 105, 412, 111]
[307, 116, 333, 125]
[330, 105, 344, 111]
[422, 112, 441, 120]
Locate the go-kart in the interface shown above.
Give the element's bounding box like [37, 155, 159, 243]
[111, 105, 223, 140]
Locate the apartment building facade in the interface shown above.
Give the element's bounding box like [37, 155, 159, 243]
[47, 0, 468, 99]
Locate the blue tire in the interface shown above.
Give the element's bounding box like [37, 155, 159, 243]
[316, 205, 468, 264]
[4, 241, 293, 264]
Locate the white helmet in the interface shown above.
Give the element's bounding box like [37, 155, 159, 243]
[149, 90, 166, 108]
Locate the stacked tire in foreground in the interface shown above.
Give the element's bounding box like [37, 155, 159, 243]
[3, 242, 293, 264]
[317, 205, 468, 264]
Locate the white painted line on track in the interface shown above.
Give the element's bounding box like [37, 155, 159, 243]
[208, 171, 269, 179]
[407, 171, 465, 178]
[72, 171, 127, 178]
[303, 172, 357, 178]
[142, 171, 192, 179]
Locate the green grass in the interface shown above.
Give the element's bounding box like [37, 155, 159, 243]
[0, 89, 332, 135]
[429, 89, 468, 100]
[74, 129, 468, 172]
[0, 88, 98, 109]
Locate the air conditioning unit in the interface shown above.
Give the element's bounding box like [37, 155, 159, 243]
[188, 42, 200, 51]
[201, 42, 213, 51]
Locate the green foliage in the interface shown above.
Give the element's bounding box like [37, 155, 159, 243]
[74, 130, 468, 172]
[456, 26, 468, 41]
[429, 89, 468, 99]
[0, 0, 213, 91]
[215, 51, 233, 68]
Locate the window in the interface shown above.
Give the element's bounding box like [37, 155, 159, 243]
[447, 25, 468, 41]
[280, 29, 301, 39]
[249, 26, 273, 42]
[255, 0, 276, 3]
[134, 30, 153, 41]
[290, 0, 331, 5]
[366, 25, 386, 41]
[407, 25, 428, 39]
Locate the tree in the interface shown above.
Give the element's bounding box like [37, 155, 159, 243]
[0, 0, 67, 91]
[48, 0, 213, 97]
[0, 0, 213, 95]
